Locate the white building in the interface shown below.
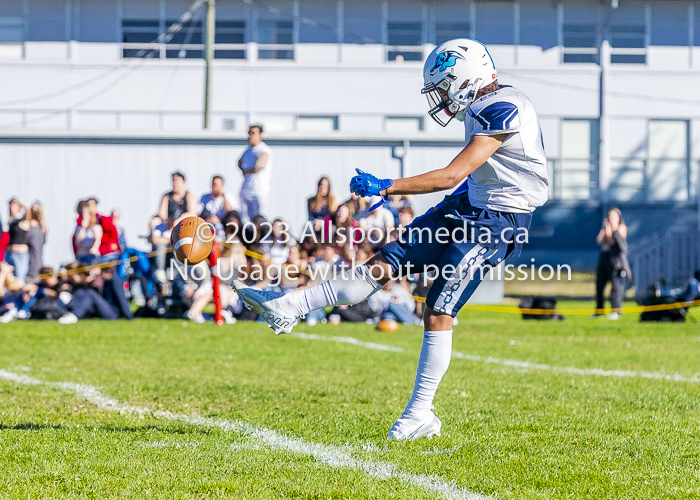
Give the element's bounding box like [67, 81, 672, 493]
[0, 0, 699, 268]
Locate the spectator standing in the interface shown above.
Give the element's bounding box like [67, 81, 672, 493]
[238, 124, 272, 223]
[5, 198, 32, 283]
[27, 201, 47, 279]
[595, 207, 630, 320]
[308, 177, 338, 232]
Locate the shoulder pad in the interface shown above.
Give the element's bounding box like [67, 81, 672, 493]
[468, 101, 519, 132]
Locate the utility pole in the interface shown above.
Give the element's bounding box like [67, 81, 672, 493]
[203, 0, 215, 129]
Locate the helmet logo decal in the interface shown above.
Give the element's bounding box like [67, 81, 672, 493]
[429, 50, 465, 75]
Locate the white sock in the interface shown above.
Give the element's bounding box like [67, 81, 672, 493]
[402, 330, 453, 420]
[281, 265, 383, 316]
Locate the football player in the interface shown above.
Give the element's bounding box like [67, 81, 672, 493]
[234, 39, 549, 441]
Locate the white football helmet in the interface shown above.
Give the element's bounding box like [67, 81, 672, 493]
[422, 38, 498, 127]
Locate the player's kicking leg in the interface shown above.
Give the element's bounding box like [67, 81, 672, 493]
[232, 254, 391, 334]
[232, 205, 447, 335]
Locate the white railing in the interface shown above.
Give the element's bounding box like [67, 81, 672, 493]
[121, 43, 247, 59]
[629, 229, 700, 295]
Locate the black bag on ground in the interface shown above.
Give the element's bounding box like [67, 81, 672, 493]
[519, 296, 564, 320]
[640, 282, 687, 322]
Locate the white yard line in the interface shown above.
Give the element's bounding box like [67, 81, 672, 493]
[0, 369, 490, 500]
[293, 332, 405, 352]
[293, 332, 700, 383]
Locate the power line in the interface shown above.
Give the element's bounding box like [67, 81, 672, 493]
[0, 0, 206, 110]
[500, 71, 700, 107]
[0, 0, 206, 129]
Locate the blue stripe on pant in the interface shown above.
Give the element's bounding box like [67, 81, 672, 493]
[427, 242, 506, 316]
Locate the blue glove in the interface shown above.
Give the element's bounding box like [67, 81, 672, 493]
[350, 168, 393, 200]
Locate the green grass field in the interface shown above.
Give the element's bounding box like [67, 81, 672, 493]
[2, 303, 700, 499]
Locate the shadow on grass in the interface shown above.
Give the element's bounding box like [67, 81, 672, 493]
[0, 422, 210, 435]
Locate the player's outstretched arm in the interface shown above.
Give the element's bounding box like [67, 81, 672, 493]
[386, 134, 507, 196]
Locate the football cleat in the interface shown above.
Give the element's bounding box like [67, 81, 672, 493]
[231, 280, 299, 335]
[387, 412, 442, 441]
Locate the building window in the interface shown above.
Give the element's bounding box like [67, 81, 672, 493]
[164, 18, 203, 59]
[385, 116, 423, 133]
[259, 20, 294, 60]
[297, 116, 338, 132]
[215, 20, 245, 59]
[122, 19, 160, 58]
[0, 17, 23, 43]
[474, 1, 514, 45]
[647, 120, 689, 201]
[562, 24, 598, 63]
[555, 119, 598, 200]
[434, 22, 470, 46]
[610, 24, 646, 64]
[387, 22, 422, 62]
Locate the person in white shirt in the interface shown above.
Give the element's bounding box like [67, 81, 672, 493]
[238, 124, 272, 223]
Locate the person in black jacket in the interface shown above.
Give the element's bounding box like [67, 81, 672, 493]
[594, 207, 631, 320]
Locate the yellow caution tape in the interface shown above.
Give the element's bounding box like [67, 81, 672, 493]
[25, 245, 700, 316]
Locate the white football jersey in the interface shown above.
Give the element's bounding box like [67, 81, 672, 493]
[240, 141, 273, 198]
[454, 85, 549, 213]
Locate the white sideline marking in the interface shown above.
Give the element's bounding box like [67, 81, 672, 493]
[293, 332, 405, 353]
[0, 369, 490, 500]
[293, 332, 700, 384]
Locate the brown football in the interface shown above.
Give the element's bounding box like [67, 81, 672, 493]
[170, 216, 214, 265]
[376, 318, 400, 333]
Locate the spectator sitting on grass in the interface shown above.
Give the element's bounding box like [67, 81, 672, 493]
[0, 267, 77, 323]
[269, 218, 295, 267]
[344, 193, 368, 220]
[158, 172, 197, 228]
[150, 172, 196, 282]
[186, 222, 247, 324]
[397, 206, 415, 228]
[386, 195, 413, 226]
[279, 245, 308, 292]
[367, 279, 420, 326]
[307, 243, 346, 286]
[58, 263, 117, 322]
[199, 175, 235, 224]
